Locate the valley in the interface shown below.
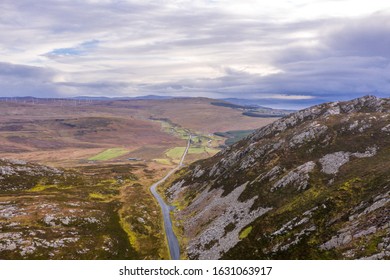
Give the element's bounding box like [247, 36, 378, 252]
[1, 0, 388, 265]
[0, 97, 277, 259]
[2, 96, 388, 260]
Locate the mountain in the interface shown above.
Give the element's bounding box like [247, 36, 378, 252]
[131, 95, 176, 100]
[221, 97, 321, 110]
[0, 95, 177, 101]
[72, 95, 176, 100]
[164, 95, 390, 260]
[211, 100, 294, 118]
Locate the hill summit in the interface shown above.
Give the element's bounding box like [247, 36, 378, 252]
[165, 95, 390, 259]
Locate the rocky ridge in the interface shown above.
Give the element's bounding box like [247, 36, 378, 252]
[165, 96, 390, 259]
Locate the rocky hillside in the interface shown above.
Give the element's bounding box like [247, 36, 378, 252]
[0, 158, 137, 259]
[165, 96, 390, 260]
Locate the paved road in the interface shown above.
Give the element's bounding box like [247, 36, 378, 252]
[150, 136, 191, 260]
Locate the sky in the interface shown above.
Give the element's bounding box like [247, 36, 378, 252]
[0, 0, 389, 108]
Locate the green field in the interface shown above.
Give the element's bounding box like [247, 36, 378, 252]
[166, 147, 187, 159]
[153, 158, 172, 165]
[166, 146, 220, 160]
[153, 118, 222, 166]
[189, 146, 220, 155]
[157, 119, 189, 139]
[88, 148, 129, 161]
[204, 147, 220, 155]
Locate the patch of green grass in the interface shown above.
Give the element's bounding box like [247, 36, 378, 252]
[166, 147, 186, 159]
[188, 147, 206, 154]
[190, 146, 220, 155]
[166, 146, 220, 160]
[153, 158, 172, 165]
[158, 120, 189, 140]
[205, 147, 220, 155]
[239, 226, 253, 239]
[27, 184, 57, 192]
[88, 148, 129, 161]
[89, 192, 114, 201]
[27, 184, 73, 192]
[119, 212, 139, 249]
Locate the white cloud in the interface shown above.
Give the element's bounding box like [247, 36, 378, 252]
[0, 0, 389, 105]
[257, 94, 315, 100]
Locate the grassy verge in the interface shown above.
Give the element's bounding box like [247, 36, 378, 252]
[153, 158, 173, 165]
[118, 166, 170, 259]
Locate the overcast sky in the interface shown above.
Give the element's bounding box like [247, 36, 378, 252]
[0, 0, 389, 108]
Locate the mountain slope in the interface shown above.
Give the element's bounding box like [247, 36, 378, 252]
[0, 158, 138, 259]
[165, 96, 390, 260]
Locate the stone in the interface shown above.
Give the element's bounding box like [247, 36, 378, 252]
[319, 152, 350, 175]
[272, 161, 316, 191]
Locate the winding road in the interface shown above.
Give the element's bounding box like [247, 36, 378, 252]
[150, 136, 191, 260]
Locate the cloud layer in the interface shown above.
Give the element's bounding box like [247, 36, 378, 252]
[0, 0, 389, 107]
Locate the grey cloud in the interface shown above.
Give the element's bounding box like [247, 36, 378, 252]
[57, 81, 130, 90]
[0, 1, 389, 108]
[0, 62, 55, 79]
[237, 14, 390, 102]
[325, 13, 390, 58]
[0, 62, 59, 97]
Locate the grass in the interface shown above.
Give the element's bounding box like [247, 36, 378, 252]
[118, 167, 171, 259]
[188, 147, 206, 154]
[88, 148, 129, 161]
[89, 192, 110, 200]
[239, 226, 253, 239]
[158, 119, 189, 140]
[205, 147, 220, 155]
[154, 158, 172, 165]
[189, 147, 220, 155]
[166, 146, 221, 161]
[27, 184, 57, 192]
[153, 117, 222, 168]
[27, 184, 73, 192]
[166, 147, 187, 159]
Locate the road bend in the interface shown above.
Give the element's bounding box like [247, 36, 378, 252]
[150, 136, 191, 260]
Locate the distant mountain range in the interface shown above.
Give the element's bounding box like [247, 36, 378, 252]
[0, 95, 176, 101]
[0, 95, 297, 111]
[222, 98, 273, 109]
[73, 95, 177, 100]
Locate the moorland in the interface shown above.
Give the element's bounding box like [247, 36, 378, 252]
[0, 97, 279, 259]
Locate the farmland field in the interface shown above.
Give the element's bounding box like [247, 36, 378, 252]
[88, 148, 129, 161]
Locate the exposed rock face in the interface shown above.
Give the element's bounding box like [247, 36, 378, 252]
[0, 158, 63, 191]
[319, 152, 351, 175]
[319, 147, 378, 175]
[288, 122, 328, 148]
[272, 161, 315, 191]
[181, 183, 271, 259]
[166, 96, 390, 260]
